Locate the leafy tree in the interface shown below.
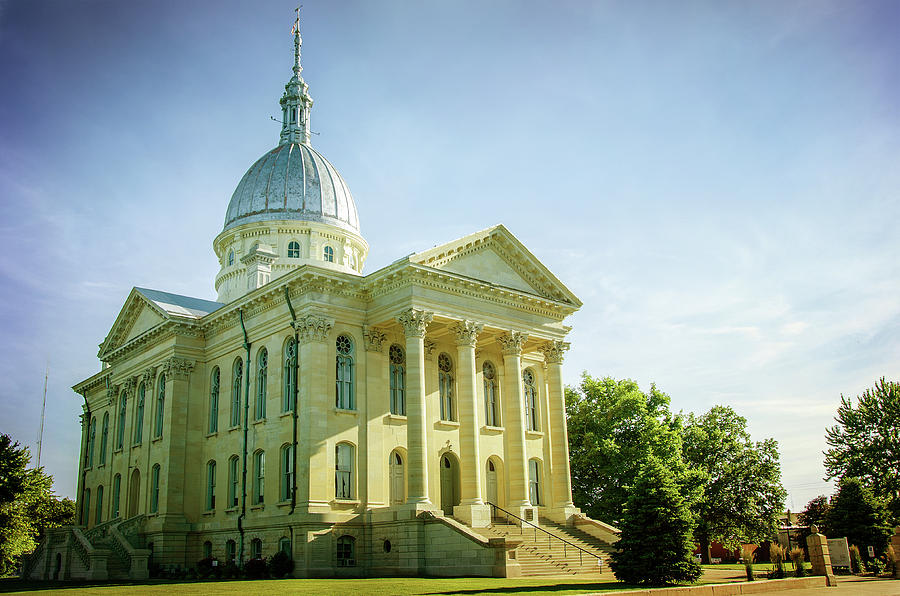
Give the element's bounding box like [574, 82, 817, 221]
[0, 434, 74, 576]
[681, 406, 787, 563]
[824, 378, 900, 519]
[825, 477, 892, 559]
[797, 495, 830, 551]
[609, 456, 702, 586]
[566, 375, 697, 526]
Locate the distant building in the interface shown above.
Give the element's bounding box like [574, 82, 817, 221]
[23, 14, 616, 580]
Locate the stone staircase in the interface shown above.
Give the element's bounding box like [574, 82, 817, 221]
[468, 517, 612, 577]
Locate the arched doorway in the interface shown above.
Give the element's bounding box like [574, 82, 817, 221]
[439, 453, 460, 516]
[389, 450, 405, 505]
[486, 459, 499, 505]
[127, 468, 141, 517]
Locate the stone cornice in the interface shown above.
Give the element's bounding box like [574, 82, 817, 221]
[498, 332, 529, 356]
[539, 340, 570, 364]
[101, 318, 203, 364]
[452, 320, 484, 347]
[396, 308, 433, 339]
[72, 370, 112, 397]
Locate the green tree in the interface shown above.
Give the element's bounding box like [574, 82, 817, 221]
[0, 434, 74, 576]
[824, 378, 900, 519]
[825, 477, 892, 560]
[681, 405, 787, 563]
[566, 375, 696, 526]
[797, 495, 830, 552]
[609, 456, 702, 586]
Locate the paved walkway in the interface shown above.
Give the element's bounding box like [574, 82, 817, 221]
[775, 575, 900, 595]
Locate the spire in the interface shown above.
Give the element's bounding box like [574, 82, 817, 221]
[279, 6, 313, 145]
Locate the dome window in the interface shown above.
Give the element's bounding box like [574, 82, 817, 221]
[228, 250, 235, 266]
[287, 241, 300, 258]
[323, 246, 334, 263]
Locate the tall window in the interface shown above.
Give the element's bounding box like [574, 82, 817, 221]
[323, 245, 334, 262]
[82, 488, 91, 526]
[283, 339, 297, 412]
[154, 374, 166, 438]
[203, 541, 212, 559]
[335, 443, 353, 499]
[279, 537, 292, 557]
[255, 348, 267, 420]
[335, 335, 354, 410]
[336, 535, 355, 567]
[228, 455, 239, 508]
[116, 393, 126, 449]
[112, 474, 121, 519]
[134, 383, 145, 444]
[253, 450, 265, 505]
[287, 241, 300, 258]
[96, 485, 104, 524]
[87, 417, 96, 468]
[528, 459, 542, 506]
[439, 353, 454, 421]
[523, 369, 539, 431]
[226, 539, 236, 561]
[280, 444, 294, 502]
[206, 461, 216, 510]
[227, 250, 235, 266]
[389, 344, 406, 415]
[251, 538, 262, 560]
[483, 362, 500, 427]
[150, 464, 160, 513]
[231, 358, 243, 427]
[209, 367, 220, 433]
[99, 413, 109, 465]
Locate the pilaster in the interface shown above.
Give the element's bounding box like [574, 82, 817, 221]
[498, 331, 534, 522]
[296, 314, 333, 513]
[159, 356, 194, 526]
[397, 308, 434, 506]
[363, 327, 388, 508]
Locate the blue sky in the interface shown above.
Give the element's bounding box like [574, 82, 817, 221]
[1, 0, 898, 513]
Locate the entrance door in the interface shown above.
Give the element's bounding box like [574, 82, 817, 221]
[439, 454, 460, 515]
[486, 459, 498, 505]
[389, 451, 404, 504]
[127, 468, 141, 517]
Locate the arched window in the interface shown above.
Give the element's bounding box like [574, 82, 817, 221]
[203, 541, 212, 559]
[206, 460, 216, 510]
[523, 369, 539, 431]
[335, 443, 354, 500]
[87, 417, 96, 468]
[99, 413, 109, 465]
[483, 362, 500, 427]
[439, 353, 454, 421]
[528, 459, 542, 506]
[255, 348, 267, 420]
[279, 537, 292, 557]
[150, 464, 161, 513]
[389, 344, 405, 415]
[227, 250, 235, 266]
[231, 358, 243, 427]
[226, 539, 236, 562]
[134, 383, 145, 444]
[253, 450, 265, 505]
[335, 335, 354, 410]
[283, 338, 297, 412]
[336, 535, 355, 567]
[323, 245, 334, 263]
[228, 455, 239, 508]
[112, 473, 121, 519]
[116, 393, 127, 449]
[250, 538, 262, 560]
[82, 488, 91, 526]
[280, 444, 294, 502]
[209, 367, 219, 433]
[96, 485, 104, 524]
[154, 374, 166, 438]
[287, 241, 300, 258]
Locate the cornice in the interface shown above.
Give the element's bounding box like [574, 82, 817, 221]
[101, 318, 203, 364]
[72, 370, 112, 396]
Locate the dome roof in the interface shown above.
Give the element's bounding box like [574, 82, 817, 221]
[223, 142, 360, 234]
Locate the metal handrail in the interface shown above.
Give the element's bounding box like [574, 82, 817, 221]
[486, 502, 602, 569]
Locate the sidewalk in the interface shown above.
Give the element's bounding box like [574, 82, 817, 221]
[769, 575, 900, 595]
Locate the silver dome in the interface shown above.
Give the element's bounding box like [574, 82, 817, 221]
[223, 143, 360, 234]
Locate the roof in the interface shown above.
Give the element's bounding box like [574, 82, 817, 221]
[134, 287, 224, 319]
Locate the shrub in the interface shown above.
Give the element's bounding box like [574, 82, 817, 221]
[886, 545, 896, 576]
[790, 547, 805, 577]
[768, 543, 785, 579]
[269, 550, 294, 578]
[849, 545, 863, 574]
[742, 545, 756, 581]
[243, 556, 268, 579]
[197, 557, 221, 579]
[221, 559, 240, 579]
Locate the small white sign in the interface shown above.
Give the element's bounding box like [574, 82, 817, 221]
[828, 537, 850, 567]
[868, 546, 875, 558]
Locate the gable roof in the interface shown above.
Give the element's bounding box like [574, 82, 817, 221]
[134, 287, 224, 318]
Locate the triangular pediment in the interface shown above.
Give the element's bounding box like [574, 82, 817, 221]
[98, 289, 170, 359]
[124, 304, 166, 343]
[409, 225, 582, 306]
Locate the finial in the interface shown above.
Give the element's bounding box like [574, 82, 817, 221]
[291, 5, 302, 75]
[279, 6, 313, 146]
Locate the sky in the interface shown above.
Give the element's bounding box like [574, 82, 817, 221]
[0, 0, 898, 514]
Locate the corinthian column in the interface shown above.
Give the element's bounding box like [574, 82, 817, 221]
[451, 320, 491, 526]
[498, 331, 533, 521]
[539, 341, 580, 523]
[397, 308, 433, 506]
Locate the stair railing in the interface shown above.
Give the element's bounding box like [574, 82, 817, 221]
[486, 502, 602, 569]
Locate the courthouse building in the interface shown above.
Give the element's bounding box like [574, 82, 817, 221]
[25, 16, 617, 580]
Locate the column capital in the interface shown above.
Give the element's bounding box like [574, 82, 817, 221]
[106, 384, 119, 404]
[295, 313, 334, 342]
[362, 326, 387, 353]
[539, 340, 571, 364]
[423, 338, 437, 360]
[122, 377, 137, 397]
[141, 367, 156, 387]
[498, 331, 529, 356]
[452, 320, 484, 347]
[396, 308, 433, 338]
[162, 356, 195, 381]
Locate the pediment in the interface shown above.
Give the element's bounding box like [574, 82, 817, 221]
[410, 225, 582, 306]
[98, 289, 169, 359]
